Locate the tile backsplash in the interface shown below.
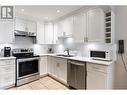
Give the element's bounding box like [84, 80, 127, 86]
[52, 37, 117, 60]
[0, 36, 52, 55]
[0, 36, 117, 61]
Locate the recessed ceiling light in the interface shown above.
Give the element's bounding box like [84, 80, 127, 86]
[57, 10, 60, 13]
[21, 9, 24, 12]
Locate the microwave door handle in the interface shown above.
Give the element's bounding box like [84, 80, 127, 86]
[69, 61, 85, 66]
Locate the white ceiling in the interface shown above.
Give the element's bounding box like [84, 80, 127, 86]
[15, 6, 83, 21]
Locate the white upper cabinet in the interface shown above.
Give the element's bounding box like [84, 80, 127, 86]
[57, 20, 64, 37]
[0, 20, 15, 44]
[63, 16, 73, 36]
[26, 20, 37, 33]
[87, 8, 105, 43]
[57, 16, 73, 37]
[44, 23, 54, 44]
[15, 18, 37, 33]
[37, 22, 45, 44]
[53, 23, 58, 44]
[15, 18, 26, 31]
[73, 12, 87, 43]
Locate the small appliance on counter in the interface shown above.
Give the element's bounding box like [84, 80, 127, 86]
[1, 47, 11, 57]
[90, 50, 112, 61]
[47, 48, 54, 53]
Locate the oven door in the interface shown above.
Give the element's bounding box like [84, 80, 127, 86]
[17, 57, 40, 79]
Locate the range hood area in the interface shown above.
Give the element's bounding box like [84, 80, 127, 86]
[15, 30, 36, 37]
[14, 30, 37, 44]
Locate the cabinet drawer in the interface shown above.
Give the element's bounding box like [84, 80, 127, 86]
[0, 73, 15, 88]
[0, 59, 15, 66]
[87, 63, 107, 73]
[54, 57, 67, 63]
[0, 65, 14, 74]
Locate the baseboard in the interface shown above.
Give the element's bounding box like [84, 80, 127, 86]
[2, 84, 15, 90]
[40, 73, 48, 78]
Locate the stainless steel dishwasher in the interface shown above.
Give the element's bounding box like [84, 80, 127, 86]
[67, 60, 86, 89]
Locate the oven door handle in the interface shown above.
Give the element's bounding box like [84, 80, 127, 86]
[17, 57, 40, 62]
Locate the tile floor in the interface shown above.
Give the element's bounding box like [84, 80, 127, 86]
[8, 76, 69, 90]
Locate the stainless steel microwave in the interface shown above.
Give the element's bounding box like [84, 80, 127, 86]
[90, 50, 112, 61]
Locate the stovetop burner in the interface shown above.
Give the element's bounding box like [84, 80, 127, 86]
[12, 48, 39, 59]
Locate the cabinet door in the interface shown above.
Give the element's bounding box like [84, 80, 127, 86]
[63, 16, 73, 36]
[39, 56, 47, 75]
[87, 8, 105, 43]
[37, 22, 45, 44]
[53, 23, 58, 44]
[87, 70, 107, 89]
[44, 23, 54, 44]
[15, 18, 27, 31]
[87, 63, 107, 89]
[54, 58, 67, 82]
[57, 16, 73, 37]
[47, 56, 56, 75]
[58, 59, 67, 83]
[73, 12, 87, 43]
[53, 60, 59, 78]
[0, 73, 15, 89]
[27, 20, 37, 33]
[0, 20, 14, 43]
[47, 56, 52, 74]
[57, 21, 64, 37]
[0, 59, 15, 89]
[50, 57, 67, 83]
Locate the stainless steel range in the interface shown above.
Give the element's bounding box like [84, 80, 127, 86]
[12, 48, 40, 86]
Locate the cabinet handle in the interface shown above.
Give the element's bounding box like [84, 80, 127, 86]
[57, 63, 60, 67]
[86, 37, 88, 42]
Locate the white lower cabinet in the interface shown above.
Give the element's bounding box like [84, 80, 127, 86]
[87, 70, 107, 89]
[0, 59, 15, 89]
[40, 56, 114, 89]
[47, 56, 67, 83]
[39, 56, 47, 76]
[54, 57, 67, 83]
[87, 62, 114, 89]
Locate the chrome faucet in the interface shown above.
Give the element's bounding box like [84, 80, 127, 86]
[64, 48, 70, 55]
